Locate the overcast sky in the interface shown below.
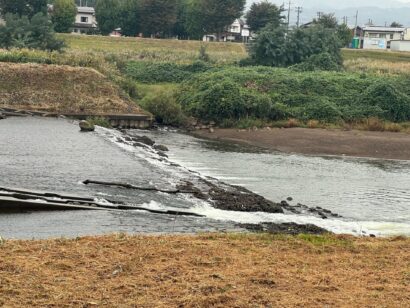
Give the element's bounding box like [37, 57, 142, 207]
[245, 1, 410, 26]
[247, 0, 410, 9]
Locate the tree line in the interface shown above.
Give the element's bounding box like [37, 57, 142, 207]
[94, 0, 246, 38]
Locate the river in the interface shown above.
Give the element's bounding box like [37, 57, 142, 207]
[0, 117, 409, 238]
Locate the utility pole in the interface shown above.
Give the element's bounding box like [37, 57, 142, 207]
[342, 16, 348, 25]
[354, 10, 359, 38]
[295, 6, 303, 28]
[317, 12, 323, 19]
[286, 1, 292, 33]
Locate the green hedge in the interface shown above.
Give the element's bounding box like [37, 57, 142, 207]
[177, 66, 410, 123]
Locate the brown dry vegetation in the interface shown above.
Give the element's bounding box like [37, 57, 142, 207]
[0, 234, 409, 307]
[0, 62, 143, 114]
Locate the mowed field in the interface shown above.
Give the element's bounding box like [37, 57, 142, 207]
[59, 34, 247, 64]
[0, 234, 409, 307]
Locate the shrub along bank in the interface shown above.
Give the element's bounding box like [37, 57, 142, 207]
[177, 66, 410, 125]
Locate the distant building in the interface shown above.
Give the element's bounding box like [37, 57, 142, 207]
[203, 19, 251, 43]
[72, 6, 97, 34]
[362, 26, 406, 50]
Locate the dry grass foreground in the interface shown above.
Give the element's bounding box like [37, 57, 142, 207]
[0, 234, 409, 307]
[0, 62, 142, 114]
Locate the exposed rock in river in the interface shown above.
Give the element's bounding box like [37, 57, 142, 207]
[153, 144, 169, 152]
[79, 120, 95, 132]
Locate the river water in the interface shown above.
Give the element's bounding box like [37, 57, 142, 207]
[0, 117, 409, 238]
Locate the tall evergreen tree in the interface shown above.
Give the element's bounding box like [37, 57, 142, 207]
[245, 0, 284, 32]
[139, 0, 177, 37]
[52, 0, 77, 33]
[95, 0, 120, 35]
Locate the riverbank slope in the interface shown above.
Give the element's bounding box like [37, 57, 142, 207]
[0, 62, 143, 114]
[194, 127, 410, 160]
[0, 234, 408, 307]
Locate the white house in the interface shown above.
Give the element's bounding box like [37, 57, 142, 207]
[203, 19, 251, 42]
[72, 6, 97, 34]
[362, 26, 406, 49]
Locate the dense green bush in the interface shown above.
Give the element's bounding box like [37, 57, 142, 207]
[177, 66, 410, 124]
[125, 60, 212, 83]
[358, 82, 410, 122]
[297, 98, 342, 121]
[290, 53, 342, 72]
[248, 24, 343, 68]
[140, 90, 187, 126]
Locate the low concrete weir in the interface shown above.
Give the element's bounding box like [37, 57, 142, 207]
[0, 107, 153, 128]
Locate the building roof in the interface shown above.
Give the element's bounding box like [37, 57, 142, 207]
[77, 6, 95, 14]
[363, 26, 405, 32]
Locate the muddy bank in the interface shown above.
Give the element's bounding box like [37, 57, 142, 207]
[193, 127, 410, 160]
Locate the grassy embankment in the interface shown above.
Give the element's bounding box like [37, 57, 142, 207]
[63, 36, 410, 131]
[0, 233, 409, 307]
[2, 35, 410, 130]
[0, 62, 141, 114]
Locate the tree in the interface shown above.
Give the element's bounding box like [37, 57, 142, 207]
[245, 0, 284, 32]
[52, 0, 77, 33]
[337, 23, 353, 47]
[118, 0, 140, 36]
[249, 24, 343, 68]
[172, 0, 189, 39]
[313, 13, 338, 29]
[95, 0, 120, 35]
[139, 0, 177, 37]
[390, 21, 403, 28]
[0, 0, 47, 18]
[201, 0, 245, 35]
[0, 12, 64, 50]
[185, 0, 245, 39]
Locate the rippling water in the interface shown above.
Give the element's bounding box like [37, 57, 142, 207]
[0, 117, 409, 238]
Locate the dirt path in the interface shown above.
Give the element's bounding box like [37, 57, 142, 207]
[0, 234, 408, 307]
[194, 128, 410, 160]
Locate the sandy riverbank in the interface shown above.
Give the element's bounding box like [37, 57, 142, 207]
[0, 234, 408, 307]
[194, 128, 410, 160]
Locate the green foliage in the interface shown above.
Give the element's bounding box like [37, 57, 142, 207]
[140, 90, 187, 126]
[298, 98, 342, 121]
[312, 13, 338, 28]
[291, 53, 342, 72]
[139, 0, 177, 37]
[118, 0, 140, 37]
[52, 0, 77, 33]
[177, 66, 410, 124]
[86, 116, 112, 128]
[0, 13, 64, 51]
[358, 82, 410, 122]
[245, 0, 284, 32]
[249, 23, 343, 68]
[0, 0, 47, 18]
[95, 0, 120, 35]
[185, 0, 245, 38]
[125, 60, 212, 83]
